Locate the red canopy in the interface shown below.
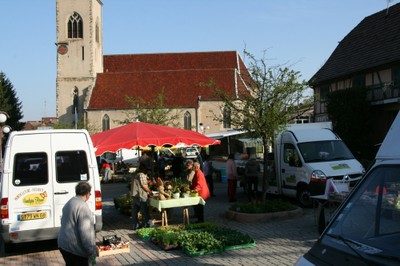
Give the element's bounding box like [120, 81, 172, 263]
[90, 121, 220, 156]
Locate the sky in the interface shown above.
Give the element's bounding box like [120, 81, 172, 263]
[0, 0, 397, 121]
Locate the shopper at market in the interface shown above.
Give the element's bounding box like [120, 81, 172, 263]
[157, 152, 166, 178]
[130, 163, 153, 230]
[171, 152, 184, 178]
[226, 153, 238, 202]
[101, 160, 111, 183]
[58, 181, 97, 265]
[203, 155, 216, 196]
[139, 151, 152, 174]
[185, 159, 195, 182]
[195, 152, 203, 171]
[245, 154, 260, 201]
[190, 161, 210, 223]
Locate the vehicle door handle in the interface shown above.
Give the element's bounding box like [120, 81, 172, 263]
[54, 191, 69, 195]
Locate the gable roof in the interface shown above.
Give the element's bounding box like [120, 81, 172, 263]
[88, 51, 250, 110]
[310, 3, 400, 85]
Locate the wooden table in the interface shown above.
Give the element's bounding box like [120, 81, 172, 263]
[148, 196, 206, 226]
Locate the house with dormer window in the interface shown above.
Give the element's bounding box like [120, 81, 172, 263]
[310, 3, 400, 146]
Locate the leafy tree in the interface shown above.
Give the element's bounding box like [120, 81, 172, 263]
[0, 72, 24, 130]
[212, 50, 312, 202]
[0, 72, 24, 153]
[115, 89, 181, 127]
[326, 87, 373, 160]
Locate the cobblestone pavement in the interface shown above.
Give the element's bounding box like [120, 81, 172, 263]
[0, 181, 319, 266]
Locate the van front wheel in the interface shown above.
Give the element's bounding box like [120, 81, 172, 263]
[297, 187, 312, 208]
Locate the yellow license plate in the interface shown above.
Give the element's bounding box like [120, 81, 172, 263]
[18, 212, 47, 221]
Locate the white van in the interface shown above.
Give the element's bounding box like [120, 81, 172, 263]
[267, 122, 365, 207]
[0, 129, 102, 251]
[296, 112, 400, 265]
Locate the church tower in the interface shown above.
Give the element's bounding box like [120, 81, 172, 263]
[55, 0, 103, 125]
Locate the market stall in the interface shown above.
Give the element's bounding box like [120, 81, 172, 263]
[148, 196, 206, 226]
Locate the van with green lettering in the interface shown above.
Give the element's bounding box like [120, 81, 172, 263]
[267, 122, 365, 207]
[0, 129, 102, 252]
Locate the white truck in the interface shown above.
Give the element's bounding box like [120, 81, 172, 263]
[266, 122, 365, 207]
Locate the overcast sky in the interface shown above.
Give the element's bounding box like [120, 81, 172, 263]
[0, 0, 396, 121]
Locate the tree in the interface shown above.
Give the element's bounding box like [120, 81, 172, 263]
[326, 87, 373, 161]
[115, 89, 181, 127]
[212, 50, 312, 202]
[0, 72, 24, 130]
[0, 72, 24, 153]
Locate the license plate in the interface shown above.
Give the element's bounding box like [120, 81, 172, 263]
[18, 212, 47, 221]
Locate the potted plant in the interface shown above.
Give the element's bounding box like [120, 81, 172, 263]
[190, 190, 198, 197]
[172, 187, 181, 199]
[180, 184, 190, 197]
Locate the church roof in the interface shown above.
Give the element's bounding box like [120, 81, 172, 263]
[88, 51, 250, 109]
[310, 3, 400, 85]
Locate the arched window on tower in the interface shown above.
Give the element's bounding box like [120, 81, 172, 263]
[95, 22, 99, 43]
[102, 114, 110, 131]
[68, 12, 83, 38]
[223, 107, 231, 128]
[184, 111, 191, 130]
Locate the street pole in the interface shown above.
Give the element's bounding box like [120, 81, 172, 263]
[0, 111, 11, 172]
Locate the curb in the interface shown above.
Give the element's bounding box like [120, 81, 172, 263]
[225, 206, 303, 223]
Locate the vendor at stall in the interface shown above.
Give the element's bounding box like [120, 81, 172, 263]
[190, 162, 210, 223]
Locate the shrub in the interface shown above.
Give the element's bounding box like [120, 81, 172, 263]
[230, 199, 296, 213]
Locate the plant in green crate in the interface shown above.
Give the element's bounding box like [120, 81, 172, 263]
[161, 231, 180, 248]
[179, 231, 223, 253]
[185, 221, 217, 231]
[136, 227, 156, 239]
[209, 227, 253, 247]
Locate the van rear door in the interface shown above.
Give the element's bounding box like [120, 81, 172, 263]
[8, 133, 55, 234]
[51, 132, 96, 227]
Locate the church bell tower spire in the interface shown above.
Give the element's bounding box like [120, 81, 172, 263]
[55, 0, 103, 126]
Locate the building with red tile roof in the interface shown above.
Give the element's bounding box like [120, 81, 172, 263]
[86, 51, 251, 133]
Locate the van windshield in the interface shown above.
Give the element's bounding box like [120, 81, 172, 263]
[297, 140, 355, 163]
[320, 165, 400, 261]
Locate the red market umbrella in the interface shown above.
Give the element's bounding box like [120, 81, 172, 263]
[90, 121, 220, 156]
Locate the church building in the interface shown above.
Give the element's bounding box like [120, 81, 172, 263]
[55, 0, 252, 134]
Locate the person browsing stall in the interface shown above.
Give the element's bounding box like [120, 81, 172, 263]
[226, 153, 238, 202]
[185, 159, 195, 182]
[131, 163, 153, 230]
[203, 155, 216, 197]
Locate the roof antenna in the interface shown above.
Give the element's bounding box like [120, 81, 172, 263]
[386, 0, 393, 16]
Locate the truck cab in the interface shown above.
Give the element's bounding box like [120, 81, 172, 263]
[296, 112, 400, 266]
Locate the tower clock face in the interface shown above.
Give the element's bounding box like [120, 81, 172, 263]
[57, 44, 68, 55]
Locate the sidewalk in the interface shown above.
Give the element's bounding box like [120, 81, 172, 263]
[0, 181, 318, 266]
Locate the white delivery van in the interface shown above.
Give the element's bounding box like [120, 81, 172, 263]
[296, 112, 400, 266]
[0, 129, 102, 251]
[267, 122, 365, 207]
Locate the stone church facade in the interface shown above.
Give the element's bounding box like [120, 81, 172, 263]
[56, 0, 251, 134]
